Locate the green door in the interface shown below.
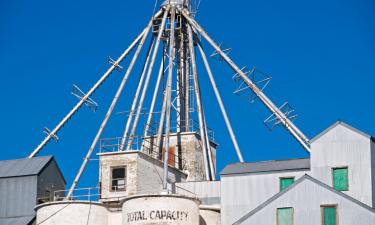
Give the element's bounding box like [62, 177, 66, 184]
[333, 167, 348, 191]
[280, 177, 295, 191]
[323, 206, 337, 225]
[277, 208, 293, 225]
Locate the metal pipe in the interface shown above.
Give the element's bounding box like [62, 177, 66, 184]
[126, 8, 171, 151]
[184, 44, 190, 131]
[187, 23, 211, 180]
[182, 11, 311, 152]
[28, 28, 147, 158]
[142, 56, 165, 140]
[197, 43, 245, 162]
[65, 18, 154, 199]
[119, 38, 156, 151]
[202, 111, 216, 180]
[178, 19, 186, 132]
[162, 7, 177, 190]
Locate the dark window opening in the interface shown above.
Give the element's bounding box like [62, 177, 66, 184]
[111, 167, 126, 191]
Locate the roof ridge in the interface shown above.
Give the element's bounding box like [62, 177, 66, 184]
[311, 120, 372, 143]
[0, 155, 52, 163]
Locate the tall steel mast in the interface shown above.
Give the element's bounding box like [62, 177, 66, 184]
[28, 0, 310, 197]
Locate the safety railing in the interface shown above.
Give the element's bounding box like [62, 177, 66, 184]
[53, 187, 100, 201]
[99, 136, 187, 171]
[145, 118, 215, 141]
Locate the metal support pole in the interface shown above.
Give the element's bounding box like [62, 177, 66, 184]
[119, 38, 155, 151]
[202, 109, 216, 180]
[28, 28, 147, 158]
[184, 45, 191, 130]
[182, 11, 311, 152]
[65, 17, 154, 199]
[177, 20, 186, 132]
[142, 57, 165, 140]
[126, 8, 171, 151]
[162, 7, 177, 191]
[197, 43, 245, 162]
[187, 24, 212, 180]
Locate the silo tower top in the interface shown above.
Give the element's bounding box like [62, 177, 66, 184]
[161, 0, 190, 9]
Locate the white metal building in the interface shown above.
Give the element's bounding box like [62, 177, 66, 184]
[219, 121, 375, 224]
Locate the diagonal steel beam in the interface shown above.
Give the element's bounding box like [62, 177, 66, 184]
[182, 11, 311, 152]
[162, 7, 177, 190]
[27, 26, 151, 158]
[186, 23, 212, 180]
[197, 43, 244, 162]
[65, 11, 158, 199]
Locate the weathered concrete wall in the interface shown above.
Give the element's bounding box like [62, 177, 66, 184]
[137, 152, 187, 194]
[36, 201, 108, 225]
[143, 132, 217, 182]
[199, 206, 220, 225]
[107, 209, 122, 225]
[122, 194, 200, 225]
[99, 151, 187, 201]
[99, 152, 139, 200]
[311, 123, 373, 207]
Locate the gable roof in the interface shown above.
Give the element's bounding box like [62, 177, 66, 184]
[0, 155, 54, 178]
[310, 120, 372, 143]
[220, 158, 310, 176]
[234, 174, 375, 224]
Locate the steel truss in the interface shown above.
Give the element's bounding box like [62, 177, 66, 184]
[27, 1, 310, 198]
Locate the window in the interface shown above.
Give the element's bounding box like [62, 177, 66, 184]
[332, 167, 348, 191]
[111, 167, 126, 191]
[277, 207, 293, 225]
[280, 177, 295, 191]
[321, 205, 337, 225]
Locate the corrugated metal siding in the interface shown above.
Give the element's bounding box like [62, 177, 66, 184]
[221, 170, 308, 225]
[37, 160, 66, 201]
[0, 156, 52, 178]
[176, 181, 220, 205]
[0, 216, 35, 225]
[0, 176, 37, 218]
[236, 178, 375, 225]
[311, 123, 373, 207]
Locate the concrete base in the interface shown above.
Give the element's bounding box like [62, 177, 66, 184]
[122, 194, 201, 225]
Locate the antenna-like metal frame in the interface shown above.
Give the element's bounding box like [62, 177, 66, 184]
[197, 43, 244, 162]
[29, 1, 312, 197]
[65, 14, 157, 199]
[28, 28, 148, 158]
[182, 10, 311, 152]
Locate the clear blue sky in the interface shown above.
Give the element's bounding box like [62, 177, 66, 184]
[0, 0, 374, 188]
